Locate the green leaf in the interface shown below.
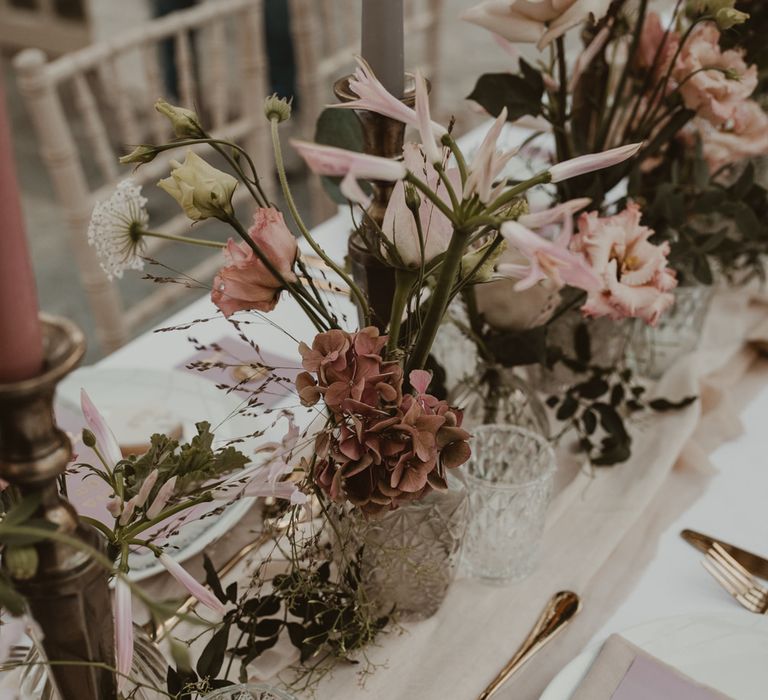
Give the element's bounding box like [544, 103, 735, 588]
[314, 108, 367, 205]
[556, 395, 579, 421]
[203, 554, 228, 605]
[196, 625, 229, 679]
[0, 578, 26, 616]
[467, 73, 543, 122]
[574, 323, 591, 364]
[2, 493, 41, 527]
[573, 377, 609, 400]
[649, 396, 697, 412]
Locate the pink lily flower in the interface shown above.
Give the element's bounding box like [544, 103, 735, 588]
[518, 197, 592, 241]
[569, 22, 613, 91]
[549, 143, 643, 182]
[80, 389, 122, 468]
[414, 70, 444, 165]
[158, 553, 225, 616]
[291, 139, 406, 207]
[464, 108, 516, 203]
[114, 578, 133, 693]
[500, 221, 602, 292]
[331, 56, 447, 141]
[146, 475, 177, 519]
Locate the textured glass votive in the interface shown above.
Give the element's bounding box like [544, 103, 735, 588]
[631, 284, 714, 379]
[203, 684, 297, 699]
[463, 425, 556, 583]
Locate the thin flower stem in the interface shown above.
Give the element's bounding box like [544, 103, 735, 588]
[486, 171, 552, 213]
[442, 133, 469, 186]
[405, 172, 458, 223]
[269, 117, 370, 325]
[595, 0, 649, 151]
[406, 227, 471, 373]
[222, 212, 331, 331]
[554, 37, 572, 164]
[386, 268, 417, 355]
[435, 163, 461, 213]
[142, 230, 225, 249]
[121, 493, 214, 539]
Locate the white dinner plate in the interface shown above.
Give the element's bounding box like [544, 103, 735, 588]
[55, 367, 267, 581]
[540, 611, 768, 700]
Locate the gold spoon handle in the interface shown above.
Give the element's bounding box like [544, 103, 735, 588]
[477, 591, 581, 700]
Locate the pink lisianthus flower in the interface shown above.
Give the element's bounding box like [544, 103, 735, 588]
[158, 553, 225, 616]
[462, 0, 612, 50]
[683, 100, 768, 173]
[673, 23, 757, 125]
[571, 202, 677, 325]
[211, 208, 298, 318]
[636, 12, 680, 76]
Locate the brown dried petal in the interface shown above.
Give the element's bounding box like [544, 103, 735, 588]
[441, 440, 471, 469]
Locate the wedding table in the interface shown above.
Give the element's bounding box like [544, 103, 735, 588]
[91, 122, 768, 697]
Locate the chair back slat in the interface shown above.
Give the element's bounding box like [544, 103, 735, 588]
[97, 58, 143, 148]
[174, 30, 197, 112]
[141, 42, 169, 143]
[207, 20, 229, 130]
[13, 0, 271, 354]
[71, 73, 119, 182]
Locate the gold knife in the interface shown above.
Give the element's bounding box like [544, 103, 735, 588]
[681, 529, 768, 580]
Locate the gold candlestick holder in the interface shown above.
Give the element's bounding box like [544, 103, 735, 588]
[0, 314, 116, 700]
[334, 73, 418, 330]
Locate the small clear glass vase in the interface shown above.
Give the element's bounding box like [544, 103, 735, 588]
[450, 363, 549, 436]
[528, 312, 633, 395]
[631, 284, 715, 379]
[462, 425, 556, 583]
[18, 623, 167, 699]
[332, 479, 469, 621]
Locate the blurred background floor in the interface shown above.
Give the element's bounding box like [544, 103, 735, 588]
[2, 0, 509, 361]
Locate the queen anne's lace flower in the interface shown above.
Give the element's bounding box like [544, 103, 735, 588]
[87, 179, 148, 280]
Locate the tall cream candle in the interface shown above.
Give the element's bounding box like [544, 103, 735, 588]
[361, 0, 405, 97]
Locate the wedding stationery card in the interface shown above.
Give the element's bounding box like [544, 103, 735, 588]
[611, 654, 732, 700]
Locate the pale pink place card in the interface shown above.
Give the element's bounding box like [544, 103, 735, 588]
[569, 635, 733, 700]
[611, 653, 732, 700]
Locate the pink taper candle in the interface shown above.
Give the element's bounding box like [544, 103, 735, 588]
[0, 73, 44, 382]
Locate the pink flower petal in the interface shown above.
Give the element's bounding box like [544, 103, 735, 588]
[409, 369, 432, 395]
[80, 389, 122, 468]
[146, 476, 177, 519]
[159, 553, 225, 616]
[113, 578, 134, 693]
[549, 143, 642, 183]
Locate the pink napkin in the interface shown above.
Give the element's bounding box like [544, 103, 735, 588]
[569, 635, 733, 700]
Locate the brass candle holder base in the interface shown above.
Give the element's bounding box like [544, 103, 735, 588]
[334, 73, 418, 330]
[0, 314, 116, 700]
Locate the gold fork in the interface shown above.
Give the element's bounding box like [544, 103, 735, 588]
[703, 543, 768, 614]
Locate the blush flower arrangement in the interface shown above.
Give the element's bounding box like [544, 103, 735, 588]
[464, 0, 768, 285]
[76, 56, 649, 692]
